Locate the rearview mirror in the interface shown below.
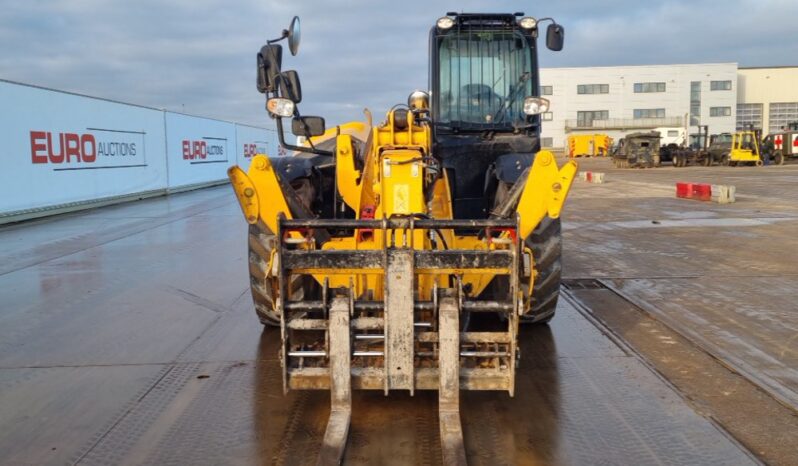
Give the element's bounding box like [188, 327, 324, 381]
[292, 116, 326, 137]
[288, 16, 301, 56]
[546, 23, 564, 51]
[256, 44, 282, 93]
[278, 70, 302, 103]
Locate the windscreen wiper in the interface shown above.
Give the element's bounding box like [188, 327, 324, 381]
[493, 72, 531, 123]
[434, 122, 461, 133]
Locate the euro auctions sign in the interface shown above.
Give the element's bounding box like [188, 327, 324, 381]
[30, 128, 146, 170]
[243, 142, 267, 158]
[181, 137, 228, 163]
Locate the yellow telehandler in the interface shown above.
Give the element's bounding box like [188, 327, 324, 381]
[228, 13, 576, 464]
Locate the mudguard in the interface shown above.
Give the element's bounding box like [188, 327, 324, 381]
[269, 154, 331, 184]
[493, 152, 534, 184]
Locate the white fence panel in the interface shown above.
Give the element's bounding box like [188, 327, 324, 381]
[164, 112, 238, 189]
[235, 123, 278, 171]
[0, 81, 168, 215]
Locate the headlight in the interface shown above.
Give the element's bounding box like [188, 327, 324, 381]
[437, 17, 455, 30]
[523, 97, 550, 115]
[519, 17, 537, 29]
[407, 90, 430, 110]
[266, 98, 295, 118]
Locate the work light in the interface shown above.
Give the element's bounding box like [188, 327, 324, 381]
[519, 17, 537, 29]
[266, 98, 295, 118]
[523, 97, 550, 115]
[437, 17, 454, 30]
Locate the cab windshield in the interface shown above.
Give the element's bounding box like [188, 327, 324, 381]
[713, 134, 732, 144]
[438, 30, 534, 130]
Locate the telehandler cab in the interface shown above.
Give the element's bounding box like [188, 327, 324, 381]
[228, 13, 576, 464]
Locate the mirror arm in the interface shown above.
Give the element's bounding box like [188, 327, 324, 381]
[267, 29, 289, 45]
[275, 117, 333, 156]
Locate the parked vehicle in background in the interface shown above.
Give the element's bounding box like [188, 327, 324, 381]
[724, 129, 762, 166]
[655, 126, 686, 147]
[672, 126, 716, 167]
[611, 131, 661, 168]
[689, 130, 708, 150]
[762, 130, 798, 165]
[655, 127, 686, 164]
[708, 133, 733, 165]
[567, 133, 612, 157]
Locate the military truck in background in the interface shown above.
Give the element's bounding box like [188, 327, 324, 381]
[762, 130, 797, 165]
[672, 126, 720, 167]
[611, 131, 661, 168]
[708, 133, 733, 165]
[655, 126, 686, 164]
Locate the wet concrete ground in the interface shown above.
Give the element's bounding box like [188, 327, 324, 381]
[0, 160, 796, 464]
[564, 158, 798, 412]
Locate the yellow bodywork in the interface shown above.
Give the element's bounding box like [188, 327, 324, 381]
[730, 131, 762, 165]
[229, 109, 577, 307]
[567, 134, 612, 157]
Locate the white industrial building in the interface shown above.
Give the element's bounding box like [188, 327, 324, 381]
[737, 66, 798, 133]
[539, 63, 739, 148]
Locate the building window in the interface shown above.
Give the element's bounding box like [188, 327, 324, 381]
[577, 84, 609, 94]
[710, 106, 732, 117]
[542, 112, 553, 121]
[633, 82, 666, 93]
[633, 108, 666, 119]
[541, 85, 553, 96]
[736, 103, 763, 131]
[769, 102, 798, 133]
[690, 81, 701, 125]
[541, 137, 553, 147]
[577, 110, 609, 126]
[710, 80, 732, 91]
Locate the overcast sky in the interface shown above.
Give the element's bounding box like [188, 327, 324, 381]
[2, 0, 796, 128]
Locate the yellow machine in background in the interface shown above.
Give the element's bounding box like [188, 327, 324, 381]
[568, 133, 612, 157]
[228, 13, 575, 465]
[727, 129, 763, 166]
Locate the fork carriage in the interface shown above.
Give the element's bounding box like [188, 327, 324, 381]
[276, 216, 522, 464]
[278, 216, 522, 394]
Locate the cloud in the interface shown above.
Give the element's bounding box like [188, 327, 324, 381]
[1, 0, 796, 128]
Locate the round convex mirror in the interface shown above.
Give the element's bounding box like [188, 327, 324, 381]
[288, 16, 301, 56]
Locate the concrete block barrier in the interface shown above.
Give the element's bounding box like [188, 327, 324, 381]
[676, 182, 735, 203]
[710, 184, 736, 204]
[577, 171, 605, 184]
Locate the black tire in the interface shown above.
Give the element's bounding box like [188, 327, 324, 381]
[720, 153, 730, 166]
[248, 221, 280, 326]
[775, 152, 784, 165]
[522, 216, 562, 324]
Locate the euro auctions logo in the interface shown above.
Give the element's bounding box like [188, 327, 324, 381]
[243, 142, 267, 158]
[182, 138, 227, 164]
[31, 131, 97, 163]
[30, 129, 146, 170]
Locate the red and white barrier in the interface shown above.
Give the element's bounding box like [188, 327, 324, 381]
[577, 171, 605, 184]
[676, 182, 735, 204]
